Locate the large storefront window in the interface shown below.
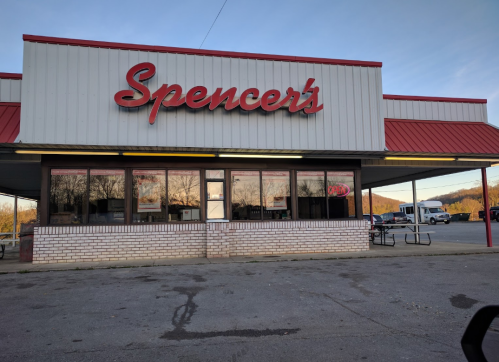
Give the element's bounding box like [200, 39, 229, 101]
[89, 170, 125, 224]
[49, 169, 88, 224]
[47, 167, 357, 225]
[327, 172, 356, 218]
[168, 170, 201, 222]
[132, 170, 167, 223]
[262, 171, 292, 220]
[297, 171, 326, 219]
[231, 171, 261, 220]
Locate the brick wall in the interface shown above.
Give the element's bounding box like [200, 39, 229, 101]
[226, 220, 369, 256]
[33, 224, 207, 264]
[33, 220, 369, 264]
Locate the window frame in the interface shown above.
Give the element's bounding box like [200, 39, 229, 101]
[45, 166, 360, 226]
[296, 169, 357, 221]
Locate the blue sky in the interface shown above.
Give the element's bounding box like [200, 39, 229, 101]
[1, 0, 498, 204]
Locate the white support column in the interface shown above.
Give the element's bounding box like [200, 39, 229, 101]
[412, 180, 419, 243]
[13, 195, 18, 246]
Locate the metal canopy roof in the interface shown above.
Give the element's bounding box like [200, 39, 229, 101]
[385, 119, 499, 155]
[0, 103, 20, 143]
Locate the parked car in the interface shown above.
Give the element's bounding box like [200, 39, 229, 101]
[363, 213, 384, 225]
[381, 212, 408, 227]
[479, 206, 499, 222]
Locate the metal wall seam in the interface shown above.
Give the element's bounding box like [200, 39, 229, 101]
[382, 99, 488, 123]
[0, 79, 22, 102]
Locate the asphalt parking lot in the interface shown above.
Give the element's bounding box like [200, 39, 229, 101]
[1, 253, 499, 362]
[400, 221, 499, 245]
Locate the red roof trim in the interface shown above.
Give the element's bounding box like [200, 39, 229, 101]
[0, 73, 22, 80]
[383, 94, 486, 104]
[23, 34, 382, 68]
[384, 118, 486, 125]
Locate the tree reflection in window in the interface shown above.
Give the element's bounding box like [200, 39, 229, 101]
[297, 171, 326, 219]
[132, 170, 166, 223]
[49, 169, 87, 224]
[327, 171, 355, 218]
[262, 171, 291, 219]
[231, 171, 261, 220]
[168, 170, 201, 222]
[89, 170, 125, 224]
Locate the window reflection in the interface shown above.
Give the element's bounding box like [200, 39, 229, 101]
[132, 170, 166, 223]
[168, 170, 201, 222]
[231, 171, 261, 220]
[262, 171, 291, 220]
[89, 170, 125, 224]
[49, 169, 87, 224]
[327, 171, 355, 218]
[297, 171, 326, 219]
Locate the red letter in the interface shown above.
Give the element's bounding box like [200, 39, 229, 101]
[186, 86, 211, 109]
[149, 85, 169, 125]
[261, 90, 281, 112]
[148, 84, 185, 125]
[162, 84, 185, 107]
[284, 87, 304, 113]
[303, 86, 324, 114]
[114, 62, 156, 107]
[209, 87, 239, 110]
[240, 88, 261, 111]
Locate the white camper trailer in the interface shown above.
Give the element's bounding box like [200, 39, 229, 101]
[399, 201, 451, 225]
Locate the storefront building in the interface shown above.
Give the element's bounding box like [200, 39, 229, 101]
[1, 35, 498, 263]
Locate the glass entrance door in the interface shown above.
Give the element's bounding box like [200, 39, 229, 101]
[205, 169, 226, 220]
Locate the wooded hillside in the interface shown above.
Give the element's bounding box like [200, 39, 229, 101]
[430, 182, 499, 220]
[362, 182, 499, 220]
[0, 202, 37, 236]
[362, 193, 404, 215]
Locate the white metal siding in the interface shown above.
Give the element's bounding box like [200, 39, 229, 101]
[383, 99, 487, 123]
[0, 78, 22, 102]
[20, 41, 385, 151]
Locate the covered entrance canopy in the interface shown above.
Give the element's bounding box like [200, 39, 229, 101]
[363, 118, 499, 189]
[1, 118, 499, 200]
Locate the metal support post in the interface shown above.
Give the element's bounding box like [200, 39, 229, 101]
[481, 168, 493, 247]
[13, 195, 17, 246]
[412, 180, 419, 243]
[369, 188, 373, 229]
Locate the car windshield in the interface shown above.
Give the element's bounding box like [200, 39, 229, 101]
[374, 215, 382, 222]
[429, 208, 444, 213]
[393, 212, 406, 217]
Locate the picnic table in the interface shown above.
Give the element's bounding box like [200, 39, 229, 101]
[368, 223, 435, 247]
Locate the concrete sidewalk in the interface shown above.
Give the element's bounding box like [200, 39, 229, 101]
[1, 239, 498, 274]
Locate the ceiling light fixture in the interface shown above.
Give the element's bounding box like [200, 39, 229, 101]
[219, 154, 303, 159]
[15, 150, 120, 156]
[122, 152, 216, 157]
[456, 158, 499, 162]
[384, 157, 456, 161]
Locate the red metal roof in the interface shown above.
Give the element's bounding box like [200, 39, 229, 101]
[0, 103, 21, 143]
[385, 119, 499, 155]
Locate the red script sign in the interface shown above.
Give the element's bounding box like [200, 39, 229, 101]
[115, 63, 324, 125]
